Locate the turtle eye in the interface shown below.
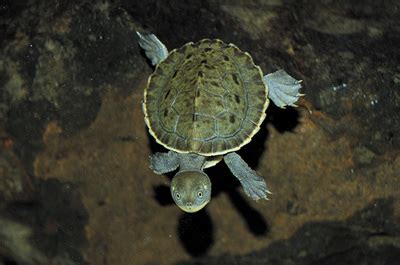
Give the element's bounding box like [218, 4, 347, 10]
[175, 192, 181, 200]
[197, 191, 203, 198]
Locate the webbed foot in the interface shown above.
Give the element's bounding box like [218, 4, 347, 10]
[150, 151, 179, 174]
[263, 69, 303, 108]
[136, 32, 169, 65]
[224, 152, 271, 200]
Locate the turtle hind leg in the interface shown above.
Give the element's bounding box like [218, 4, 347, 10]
[150, 151, 179, 174]
[136, 32, 169, 65]
[263, 69, 304, 109]
[224, 152, 271, 200]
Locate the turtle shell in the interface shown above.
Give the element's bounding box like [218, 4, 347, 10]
[144, 39, 269, 156]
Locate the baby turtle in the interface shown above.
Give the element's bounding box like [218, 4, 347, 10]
[137, 32, 303, 212]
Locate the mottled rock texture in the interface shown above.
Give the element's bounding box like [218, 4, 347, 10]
[0, 0, 399, 265]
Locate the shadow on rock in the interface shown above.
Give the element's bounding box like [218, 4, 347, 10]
[153, 185, 174, 206]
[177, 210, 214, 257]
[267, 104, 301, 133]
[208, 163, 269, 237]
[175, 198, 400, 265]
[227, 190, 269, 236]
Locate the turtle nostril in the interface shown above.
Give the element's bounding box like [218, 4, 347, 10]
[186, 202, 193, 208]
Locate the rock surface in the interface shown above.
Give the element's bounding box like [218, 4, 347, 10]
[0, 0, 399, 265]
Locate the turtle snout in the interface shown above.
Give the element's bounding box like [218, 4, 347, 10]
[185, 201, 193, 209]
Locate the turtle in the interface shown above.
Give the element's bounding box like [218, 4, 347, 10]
[137, 32, 303, 213]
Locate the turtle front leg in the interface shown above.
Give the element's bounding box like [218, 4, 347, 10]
[263, 69, 303, 108]
[150, 151, 179, 174]
[224, 152, 271, 200]
[136, 32, 169, 65]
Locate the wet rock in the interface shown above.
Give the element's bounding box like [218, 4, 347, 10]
[1, 179, 88, 265]
[175, 199, 400, 265]
[353, 145, 376, 166]
[1, 0, 400, 265]
[1, 0, 146, 172]
[0, 216, 48, 265]
[0, 132, 34, 202]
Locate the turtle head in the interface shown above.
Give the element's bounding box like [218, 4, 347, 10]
[171, 170, 211, 213]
